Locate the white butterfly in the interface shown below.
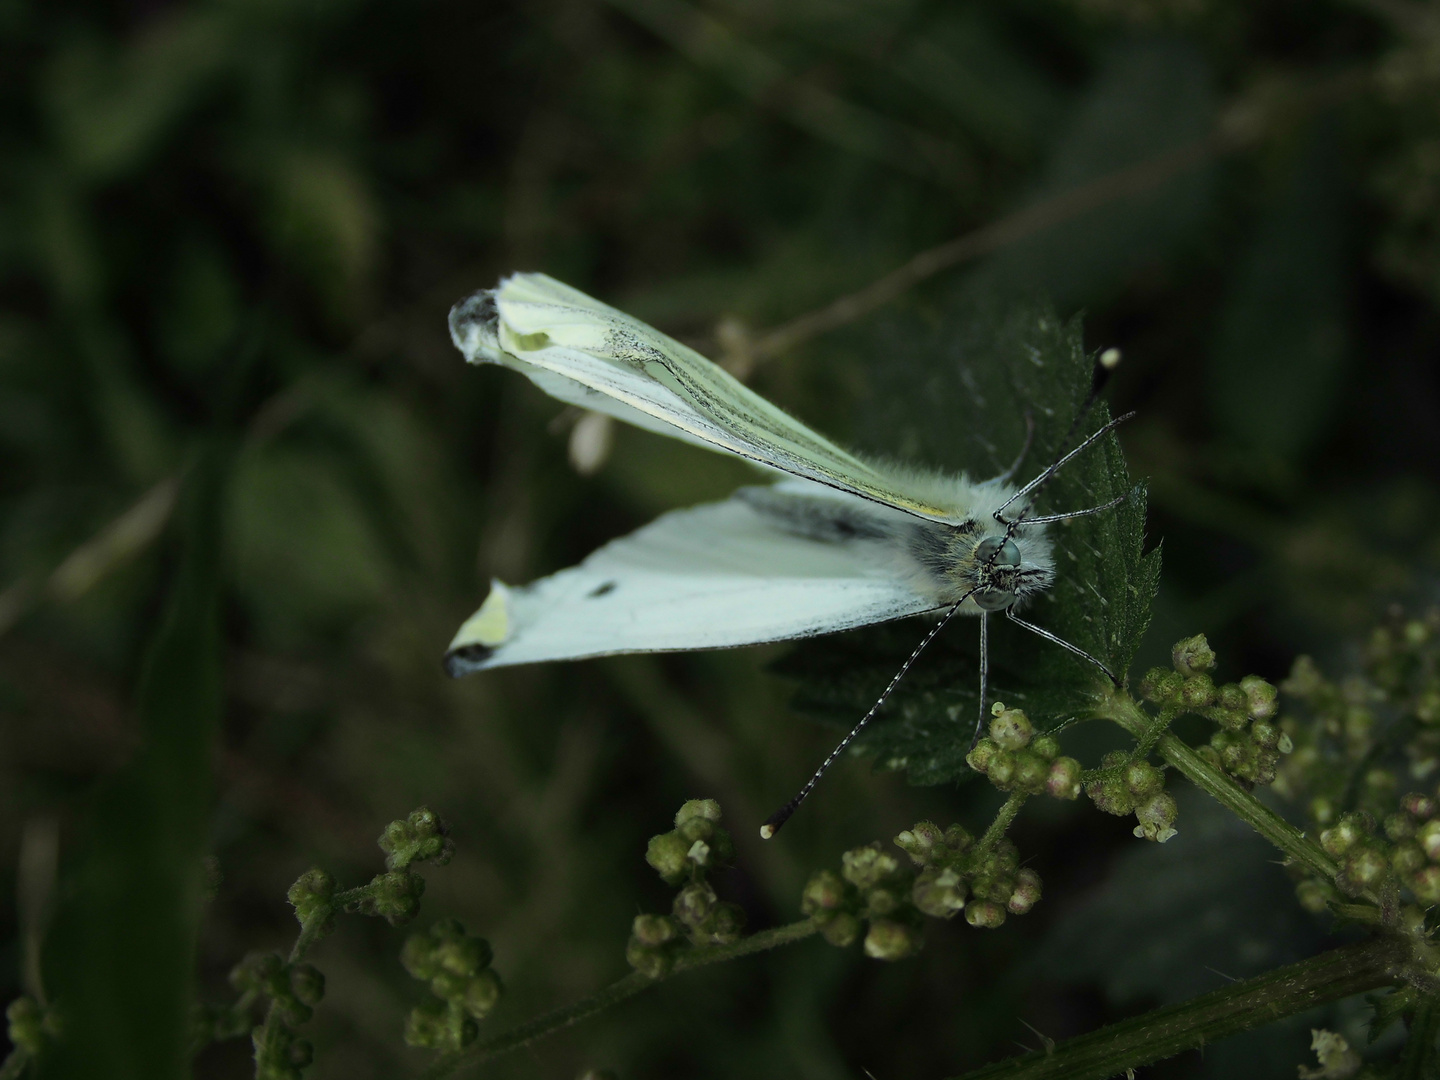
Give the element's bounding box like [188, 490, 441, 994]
[445, 273, 1124, 834]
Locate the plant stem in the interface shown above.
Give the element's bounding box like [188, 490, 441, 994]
[417, 918, 821, 1079]
[947, 935, 1409, 1080]
[978, 793, 1028, 853]
[1101, 688, 1338, 882]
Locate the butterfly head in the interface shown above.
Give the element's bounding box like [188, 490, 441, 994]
[966, 527, 1053, 611]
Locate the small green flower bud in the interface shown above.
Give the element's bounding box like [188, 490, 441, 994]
[1086, 768, 1135, 816]
[1417, 819, 1440, 861]
[894, 821, 944, 865]
[230, 951, 285, 995]
[379, 806, 454, 871]
[965, 900, 1006, 929]
[355, 870, 426, 926]
[865, 886, 903, 917]
[1217, 683, 1246, 712]
[697, 902, 746, 945]
[1310, 796, 1336, 827]
[821, 911, 864, 947]
[286, 868, 336, 928]
[675, 799, 722, 826]
[1134, 792, 1179, 843]
[966, 738, 1000, 773]
[1386, 813, 1418, 842]
[864, 919, 924, 960]
[624, 940, 675, 979]
[1007, 868, 1043, 915]
[1139, 667, 1183, 703]
[986, 750, 1017, 788]
[461, 968, 504, 1019]
[1392, 842, 1426, 875]
[990, 839, 1021, 874]
[1011, 752, 1049, 794]
[404, 1000, 476, 1052]
[645, 831, 690, 885]
[1239, 675, 1278, 720]
[943, 823, 973, 851]
[1031, 734, 1060, 760]
[912, 868, 967, 918]
[673, 882, 718, 928]
[1412, 865, 1440, 905]
[841, 844, 902, 889]
[989, 706, 1033, 750]
[1195, 745, 1223, 770]
[1250, 720, 1281, 749]
[801, 869, 850, 915]
[1320, 816, 1367, 858]
[1172, 634, 1216, 676]
[1046, 757, 1082, 800]
[676, 817, 714, 845]
[1344, 846, 1389, 888]
[972, 874, 1015, 904]
[1295, 879, 1337, 913]
[287, 1038, 314, 1069]
[1403, 792, 1438, 820]
[289, 964, 325, 1008]
[631, 913, 680, 947]
[1180, 674, 1217, 709]
[1124, 761, 1163, 800]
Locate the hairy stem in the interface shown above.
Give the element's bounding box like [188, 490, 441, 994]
[947, 935, 1409, 1080]
[978, 793, 1028, 853]
[1100, 687, 1338, 882]
[417, 917, 821, 1079]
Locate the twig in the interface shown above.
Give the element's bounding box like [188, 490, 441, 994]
[417, 917, 821, 1079]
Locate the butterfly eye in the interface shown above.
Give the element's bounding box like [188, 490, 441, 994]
[975, 537, 1022, 568]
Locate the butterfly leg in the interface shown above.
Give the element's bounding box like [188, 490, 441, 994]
[972, 610, 991, 750]
[1005, 608, 1120, 686]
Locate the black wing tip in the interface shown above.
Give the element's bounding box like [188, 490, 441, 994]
[447, 290, 499, 350]
[443, 644, 495, 679]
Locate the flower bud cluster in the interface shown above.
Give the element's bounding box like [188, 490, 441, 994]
[1084, 752, 1179, 843]
[229, 952, 326, 1080]
[1140, 635, 1290, 788]
[801, 819, 1043, 960]
[401, 918, 504, 1052]
[1270, 610, 1440, 919]
[379, 806, 456, 872]
[628, 800, 746, 978]
[965, 704, 1082, 800]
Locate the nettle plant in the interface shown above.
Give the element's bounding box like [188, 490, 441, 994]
[6, 308, 1440, 1079]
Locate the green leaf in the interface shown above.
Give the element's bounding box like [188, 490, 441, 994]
[777, 290, 1158, 785]
[42, 444, 226, 1080]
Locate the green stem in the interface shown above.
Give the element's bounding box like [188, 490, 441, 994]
[417, 918, 821, 1079]
[947, 936, 1409, 1080]
[1101, 689, 1338, 883]
[978, 793, 1028, 853]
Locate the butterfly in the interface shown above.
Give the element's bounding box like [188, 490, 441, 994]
[444, 273, 1128, 835]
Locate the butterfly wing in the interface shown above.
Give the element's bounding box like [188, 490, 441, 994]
[444, 491, 940, 673]
[449, 273, 966, 523]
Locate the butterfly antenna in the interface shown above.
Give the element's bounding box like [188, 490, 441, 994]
[761, 597, 970, 840]
[993, 349, 1131, 530]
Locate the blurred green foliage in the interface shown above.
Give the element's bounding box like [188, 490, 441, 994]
[2, 0, 1440, 1078]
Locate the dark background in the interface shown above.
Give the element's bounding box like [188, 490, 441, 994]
[2, 1, 1439, 1078]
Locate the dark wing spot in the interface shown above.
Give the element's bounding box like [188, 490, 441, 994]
[444, 644, 495, 678]
[587, 580, 618, 598]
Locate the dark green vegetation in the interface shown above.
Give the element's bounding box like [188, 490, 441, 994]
[3, 1, 1440, 1078]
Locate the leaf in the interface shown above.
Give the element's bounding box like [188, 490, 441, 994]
[776, 288, 1159, 785]
[43, 444, 226, 1080]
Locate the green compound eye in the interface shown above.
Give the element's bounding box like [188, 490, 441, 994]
[975, 537, 1021, 568]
